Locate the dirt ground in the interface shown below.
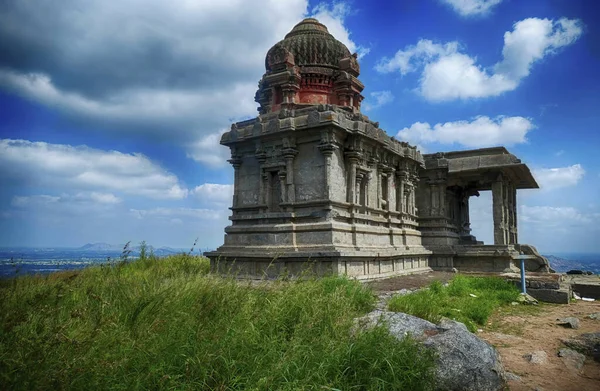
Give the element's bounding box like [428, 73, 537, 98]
[480, 301, 600, 391]
[366, 272, 600, 391]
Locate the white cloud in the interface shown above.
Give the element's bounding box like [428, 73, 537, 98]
[0, 1, 366, 152]
[186, 130, 231, 168]
[532, 164, 585, 190]
[310, 2, 370, 58]
[0, 139, 188, 199]
[375, 39, 459, 75]
[10, 192, 122, 217]
[362, 90, 394, 111]
[520, 205, 591, 226]
[439, 0, 502, 17]
[494, 18, 584, 81]
[130, 207, 224, 221]
[191, 184, 234, 205]
[397, 116, 534, 147]
[376, 18, 583, 101]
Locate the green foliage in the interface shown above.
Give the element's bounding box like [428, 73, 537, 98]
[388, 275, 520, 332]
[0, 254, 435, 390]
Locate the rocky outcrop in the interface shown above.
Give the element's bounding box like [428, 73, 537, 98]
[356, 311, 506, 391]
[562, 332, 600, 362]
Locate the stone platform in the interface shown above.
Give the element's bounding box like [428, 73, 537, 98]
[208, 250, 431, 280]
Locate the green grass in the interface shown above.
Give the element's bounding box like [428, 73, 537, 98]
[388, 275, 521, 332]
[0, 253, 435, 390]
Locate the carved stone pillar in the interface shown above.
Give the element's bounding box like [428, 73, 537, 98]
[429, 180, 438, 216]
[438, 182, 446, 218]
[278, 171, 287, 204]
[384, 167, 394, 211]
[356, 172, 364, 206]
[492, 178, 507, 245]
[282, 148, 297, 203]
[319, 133, 337, 201]
[346, 153, 361, 204]
[396, 171, 407, 214]
[228, 154, 242, 207]
[256, 149, 267, 208]
[512, 185, 518, 244]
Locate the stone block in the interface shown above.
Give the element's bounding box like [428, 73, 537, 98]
[527, 288, 570, 304]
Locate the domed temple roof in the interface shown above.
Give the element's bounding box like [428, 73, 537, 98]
[265, 18, 352, 71]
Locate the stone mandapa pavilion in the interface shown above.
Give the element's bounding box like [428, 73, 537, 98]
[206, 18, 550, 279]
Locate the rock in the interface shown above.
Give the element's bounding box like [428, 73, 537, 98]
[567, 270, 584, 275]
[556, 317, 580, 329]
[561, 332, 600, 362]
[528, 288, 570, 304]
[516, 293, 539, 305]
[558, 348, 586, 372]
[523, 350, 548, 365]
[356, 311, 505, 391]
[355, 310, 438, 340]
[587, 312, 600, 320]
[504, 372, 522, 382]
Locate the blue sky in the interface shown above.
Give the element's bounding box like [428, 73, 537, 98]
[0, 0, 598, 253]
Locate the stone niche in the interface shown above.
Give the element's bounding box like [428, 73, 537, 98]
[206, 104, 431, 279]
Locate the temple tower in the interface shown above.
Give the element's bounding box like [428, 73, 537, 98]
[206, 19, 431, 279]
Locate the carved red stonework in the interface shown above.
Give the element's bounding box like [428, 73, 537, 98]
[256, 18, 364, 114]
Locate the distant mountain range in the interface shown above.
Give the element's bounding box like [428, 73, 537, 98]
[544, 254, 600, 274]
[78, 243, 185, 255]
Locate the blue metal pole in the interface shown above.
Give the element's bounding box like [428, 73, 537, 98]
[520, 257, 526, 295]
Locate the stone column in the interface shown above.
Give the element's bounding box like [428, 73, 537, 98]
[228, 154, 242, 208]
[347, 156, 359, 204]
[492, 178, 507, 245]
[438, 182, 446, 218]
[376, 169, 382, 209]
[278, 171, 287, 204]
[429, 180, 438, 216]
[396, 171, 406, 214]
[356, 173, 364, 206]
[282, 148, 297, 203]
[509, 183, 518, 244]
[264, 172, 271, 209]
[513, 186, 519, 244]
[405, 182, 413, 215]
[385, 168, 394, 211]
[256, 150, 267, 208]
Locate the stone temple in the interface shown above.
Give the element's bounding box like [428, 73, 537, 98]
[206, 18, 550, 279]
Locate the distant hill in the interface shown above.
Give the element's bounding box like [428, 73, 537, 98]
[77, 243, 185, 256]
[78, 243, 122, 251]
[544, 254, 600, 274]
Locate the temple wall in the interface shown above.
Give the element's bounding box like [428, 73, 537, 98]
[294, 142, 326, 202]
[328, 147, 347, 203]
[237, 156, 261, 206]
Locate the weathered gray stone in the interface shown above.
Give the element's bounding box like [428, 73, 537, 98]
[504, 372, 522, 382]
[556, 317, 580, 329]
[527, 288, 570, 304]
[523, 351, 548, 365]
[356, 311, 506, 391]
[562, 332, 600, 362]
[516, 293, 539, 305]
[558, 348, 586, 372]
[588, 312, 600, 320]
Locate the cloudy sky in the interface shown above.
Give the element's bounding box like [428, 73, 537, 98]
[0, 0, 598, 253]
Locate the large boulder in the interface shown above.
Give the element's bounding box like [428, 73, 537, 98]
[356, 311, 506, 391]
[561, 332, 600, 362]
